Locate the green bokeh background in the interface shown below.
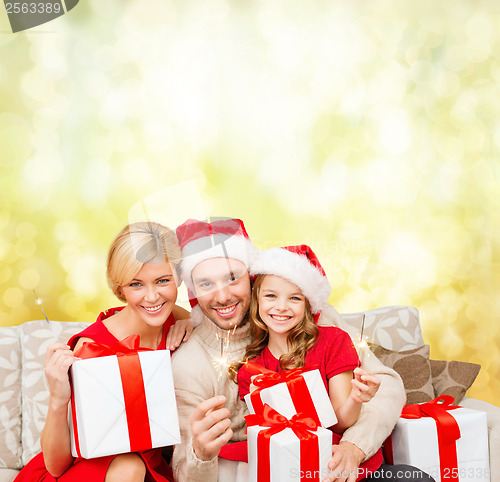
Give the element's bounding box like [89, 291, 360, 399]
[0, 0, 499, 405]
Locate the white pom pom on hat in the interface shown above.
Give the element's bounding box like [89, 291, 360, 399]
[250, 245, 331, 315]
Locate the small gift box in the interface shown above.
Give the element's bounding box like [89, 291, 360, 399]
[69, 335, 180, 459]
[247, 404, 333, 482]
[385, 396, 490, 482]
[244, 362, 337, 429]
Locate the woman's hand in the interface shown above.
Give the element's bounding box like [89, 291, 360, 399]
[41, 343, 77, 476]
[350, 367, 380, 403]
[44, 343, 77, 408]
[166, 318, 193, 351]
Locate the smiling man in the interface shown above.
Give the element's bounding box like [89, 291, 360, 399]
[170, 218, 434, 482]
[171, 218, 256, 482]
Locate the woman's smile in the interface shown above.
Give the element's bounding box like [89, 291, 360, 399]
[142, 302, 166, 314]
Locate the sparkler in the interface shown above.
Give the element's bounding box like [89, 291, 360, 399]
[209, 231, 241, 395]
[201, 220, 244, 395]
[213, 323, 237, 395]
[33, 290, 49, 323]
[357, 314, 368, 366]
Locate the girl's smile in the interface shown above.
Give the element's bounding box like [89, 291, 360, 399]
[268, 314, 292, 322]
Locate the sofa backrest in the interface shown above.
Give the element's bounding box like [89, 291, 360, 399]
[339, 305, 424, 351]
[0, 326, 22, 470]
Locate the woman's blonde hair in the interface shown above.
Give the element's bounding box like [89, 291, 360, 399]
[107, 222, 182, 302]
[229, 274, 319, 380]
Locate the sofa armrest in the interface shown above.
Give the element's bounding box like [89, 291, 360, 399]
[460, 396, 500, 482]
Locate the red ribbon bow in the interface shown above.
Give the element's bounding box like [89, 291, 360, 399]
[401, 396, 461, 444]
[74, 334, 153, 359]
[246, 404, 321, 482]
[385, 396, 461, 482]
[71, 336, 153, 457]
[245, 362, 322, 426]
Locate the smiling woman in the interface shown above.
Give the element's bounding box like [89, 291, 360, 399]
[104, 222, 182, 343]
[13, 221, 191, 482]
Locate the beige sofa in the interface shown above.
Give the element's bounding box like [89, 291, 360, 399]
[0, 307, 498, 482]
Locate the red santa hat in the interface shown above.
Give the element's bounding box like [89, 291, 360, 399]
[176, 217, 257, 298]
[250, 245, 331, 315]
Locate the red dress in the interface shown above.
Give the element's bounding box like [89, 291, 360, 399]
[15, 307, 176, 482]
[232, 326, 384, 480]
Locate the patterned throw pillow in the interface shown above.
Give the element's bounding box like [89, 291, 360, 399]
[340, 306, 424, 351]
[371, 344, 435, 404]
[430, 359, 481, 404]
[20, 320, 90, 465]
[0, 326, 23, 469]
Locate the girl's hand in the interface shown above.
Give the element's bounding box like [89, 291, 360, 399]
[350, 367, 380, 403]
[44, 343, 77, 408]
[166, 318, 193, 351]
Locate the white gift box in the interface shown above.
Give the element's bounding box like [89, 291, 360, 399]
[69, 350, 180, 459]
[390, 406, 490, 482]
[248, 424, 332, 482]
[245, 369, 337, 428]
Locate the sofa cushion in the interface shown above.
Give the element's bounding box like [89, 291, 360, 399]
[371, 344, 435, 404]
[20, 320, 90, 465]
[0, 326, 22, 470]
[340, 306, 424, 351]
[430, 359, 481, 404]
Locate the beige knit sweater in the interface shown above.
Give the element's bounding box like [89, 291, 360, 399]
[171, 304, 405, 482]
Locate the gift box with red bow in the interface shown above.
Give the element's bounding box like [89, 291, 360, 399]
[69, 336, 181, 459]
[384, 396, 490, 482]
[244, 362, 337, 429]
[247, 404, 333, 482]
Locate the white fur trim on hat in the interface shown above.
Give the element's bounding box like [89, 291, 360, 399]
[250, 247, 331, 314]
[181, 234, 257, 291]
[189, 304, 205, 327]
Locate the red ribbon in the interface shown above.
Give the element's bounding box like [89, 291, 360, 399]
[246, 404, 321, 482]
[385, 396, 461, 482]
[245, 362, 322, 426]
[71, 335, 153, 457]
[73, 334, 153, 359]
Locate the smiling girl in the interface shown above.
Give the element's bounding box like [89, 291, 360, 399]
[233, 245, 384, 480]
[15, 222, 192, 482]
[237, 245, 381, 432]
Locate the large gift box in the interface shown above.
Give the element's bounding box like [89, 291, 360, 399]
[247, 404, 333, 482]
[69, 336, 181, 459]
[244, 362, 337, 429]
[386, 396, 490, 482]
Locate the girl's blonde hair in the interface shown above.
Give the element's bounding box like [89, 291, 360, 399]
[229, 274, 319, 380]
[107, 222, 182, 302]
